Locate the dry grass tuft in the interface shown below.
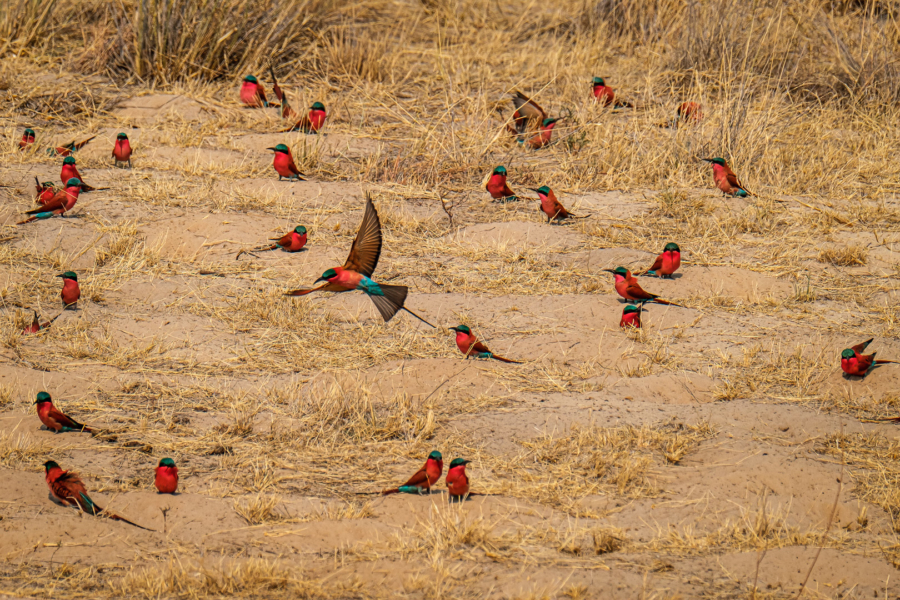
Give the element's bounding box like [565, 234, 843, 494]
[817, 244, 869, 266]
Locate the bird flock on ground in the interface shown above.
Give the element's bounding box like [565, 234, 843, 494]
[9, 72, 896, 530]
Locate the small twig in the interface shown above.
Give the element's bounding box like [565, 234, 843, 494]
[436, 190, 454, 227]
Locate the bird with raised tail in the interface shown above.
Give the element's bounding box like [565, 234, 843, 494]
[382, 451, 443, 495]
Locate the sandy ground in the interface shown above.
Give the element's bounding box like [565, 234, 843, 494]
[1, 87, 899, 600]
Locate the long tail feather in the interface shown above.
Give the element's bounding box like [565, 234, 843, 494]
[875, 360, 900, 365]
[647, 298, 684, 308]
[491, 354, 521, 364]
[401, 307, 436, 328]
[106, 512, 155, 531]
[369, 284, 408, 323]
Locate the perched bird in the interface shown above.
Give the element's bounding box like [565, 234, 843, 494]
[48, 136, 96, 157]
[450, 325, 521, 363]
[531, 186, 587, 224]
[286, 196, 434, 326]
[239, 75, 268, 107]
[18, 178, 82, 224]
[236, 225, 307, 259]
[154, 458, 178, 494]
[522, 118, 561, 149]
[485, 166, 518, 202]
[841, 339, 899, 378]
[620, 304, 644, 329]
[603, 267, 681, 306]
[19, 128, 35, 150]
[44, 461, 152, 529]
[58, 271, 81, 308]
[507, 90, 547, 138]
[112, 133, 133, 168]
[635, 243, 681, 278]
[34, 392, 92, 433]
[382, 451, 444, 495]
[22, 309, 58, 334]
[267, 144, 306, 181]
[591, 77, 632, 108]
[280, 102, 328, 134]
[701, 157, 751, 197]
[446, 458, 470, 499]
[60, 158, 104, 192]
[34, 178, 58, 205]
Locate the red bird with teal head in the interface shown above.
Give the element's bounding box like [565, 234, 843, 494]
[18, 178, 82, 225]
[60, 157, 105, 192]
[507, 90, 547, 138]
[701, 157, 751, 197]
[286, 196, 434, 326]
[155, 458, 178, 494]
[522, 118, 560, 149]
[44, 460, 152, 529]
[603, 267, 681, 306]
[635, 243, 681, 278]
[485, 166, 518, 202]
[620, 304, 644, 329]
[240, 75, 268, 107]
[267, 144, 306, 181]
[281, 102, 328, 134]
[531, 186, 587, 224]
[841, 338, 898, 378]
[450, 325, 520, 363]
[382, 451, 443, 495]
[48, 136, 96, 157]
[113, 133, 133, 168]
[19, 128, 35, 149]
[446, 458, 470, 500]
[591, 77, 632, 108]
[22, 310, 59, 334]
[237, 225, 307, 259]
[35, 179, 58, 205]
[35, 392, 92, 433]
[58, 271, 80, 308]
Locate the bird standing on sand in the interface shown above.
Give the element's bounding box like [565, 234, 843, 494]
[382, 451, 444, 495]
[155, 458, 178, 494]
[701, 157, 751, 197]
[18, 179, 82, 224]
[522, 118, 561, 149]
[34, 392, 92, 433]
[240, 75, 268, 107]
[531, 186, 587, 224]
[635, 243, 681, 278]
[485, 166, 518, 202]
[450, 325, 521, 363]
[603, 267, 681, 306]
[267, 144, 306, 181]
[58, 271, 80, 308]
[44, 461, 152, 529]
[285, 195, 434, 326]
[49, 136, 96, 157]
[19, 128, 35, 149]
[841, 339, 898, 377]
[237, 226, 307, 259]
[112, 133, 133, 168]
[446, 458, 470, 499]
[620, 305, 644, 329]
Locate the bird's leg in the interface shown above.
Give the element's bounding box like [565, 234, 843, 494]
[128, 159, 132, 169]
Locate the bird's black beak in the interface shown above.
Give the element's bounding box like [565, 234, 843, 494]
[449, 327, 460, 332]
[55, 273, 64, 278]
[700, 158, 712, 163]
[602, 269, 615, 274]
[266, 147, 277, 152]
[528, 188, 541, 194]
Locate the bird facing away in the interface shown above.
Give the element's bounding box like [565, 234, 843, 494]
[18, 178, 82, 225]
[635, 243, 681, 278]
[236, 225, 307, 259]
[450, 325, 521, 363]
[841, 339, 898, 377]
[58, 271, 81, 308]
[44, 461, 152, 529]
[240, 75, 268, 107]
[35, 179, 58, 205]
[508, 90, 547, 138]
[603, 267, 681, 306]
[34, 392, 92, 433]
[620, 304, 644, 329]
[22, 310, 58, 334]
[19, 128, 35, 149]
[382, 451, 444, 495]
[701, 157, 751, 197]
[267, 144, 306, 181]
[485, 166, 518, 202]
[446, 458, 470, 499]
[113, 133, 133, 168]
[591, 77, 632, 108]
[155, 458, 178, 493]
[48, 136, 96, 157]
[285, 195, 434, 327]
[531, 186, 587, 224]
[522, 118, 560, 149]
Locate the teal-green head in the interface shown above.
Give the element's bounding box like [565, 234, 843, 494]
[35, 391, 52, 404]
[244, 75, 258, 83]
[664, 242, 680, 252]
[57, 271, 78, 281]
[117, 133, 128, 140]
[311, 102, 325, 111]
[43, 460, 61, 471]
[63, 156, 76, 165]
[702, 157, 727, 166]
[602, 266, 629, 278]
[542, 118, 558, 127]
[158, 458, 176, 468]
[315, 268, 338, 283]
[492, 166, 507, 176]
[41, 181, 55, 189]
[24, 128, 35, 136]
[428, 451, 443, 461]
[267, 144, 290, 154]
[592, 77, 606, 86]
[449, 458, 470, 468]
[529, 185, 551, 197]
[623, 305, 640, 315]
[65, 178, 82, 188]
[450, 325, 471, 334]
[841, 348, 855, 359]
[294, 226, 307, 235]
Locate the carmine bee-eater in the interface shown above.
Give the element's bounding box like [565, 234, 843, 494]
[620, 304, 644, 328]
[34, 392, 92, 433]
[635, 243, 681, 278]
[286, 195, 435, 326]
[531, 186, 587, 224]
[485, 166, 518, 202]
[841, 339, 899, 377]
[592, 77, 632, 108]
[22, 309, 58, 334]
[658, 102, 703, 127]
[60, 158, 105, 192]
[382, 451, 443, 495]
[35, 178, 58, 205]
[603, 267, 682, 306]
[446, 458, 470, 499]
[239, 75, 268, 107]
[48, 136, 96, 157]
[44, 461, 152, 529]
[236, 225, 307, 259]
[155, 458, 178, 494]
[19, 128, 35, 149]
[18, 178, 82, 224]
[522, 118, 561, 149]
[269, 66, 295, 119]
[112, 133, 133, 168]
[280, 102, 328, 134]
[450, 325, 521, 363]
[58, 271, 80, 308]
[701, 157, 751, 197]
[266, 144, 306, 181]
[507, 90, 547, 138]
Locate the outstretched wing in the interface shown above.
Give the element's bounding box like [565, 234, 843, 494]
[851, 338, 874, 354]
[73, 136, 96, 151]
[343, 194, 382, 278]
[510, 91, 546, 121]
[368, 284, 407, 323]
